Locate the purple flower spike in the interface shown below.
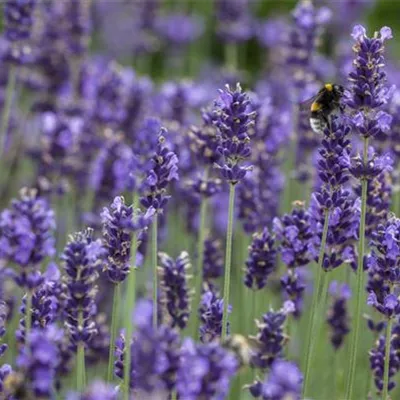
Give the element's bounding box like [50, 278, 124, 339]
[245, 228, 277, 290]
[62, 229, 104, 346]
[115, 300, 180, 394]
[203, 237, 224, 282]
[4, 0, 36, 42]
[141, 129, 179, 212]
[199, 288, 231, 343]
[176, 338, 238, 400]
[0, 188, 55, 289]
[250, 302, 293, 370]
[16, 325, 62, 399]
[101, 196, 154, 283]
[366, 217, 400, 318]
[327, 281, 351, 350]
[212, 83, 255, 185]
[370, 329, 400, 393]
[67, 380, 118, 400]
[261, 360, 303, 400]
[159, 251, 192, 329]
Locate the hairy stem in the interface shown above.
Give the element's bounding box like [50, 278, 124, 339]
[152, 214, 159, 328]
[123, 192, 139, 399]
[77, 312, 86, 392]
[107, 283, 120, 382]
[221, 183, 236, 341]
[382, 317, 394, 399]
[0, 66, 16, 157]
[346, 137, 369, 400]
[302, 209, 330, 397]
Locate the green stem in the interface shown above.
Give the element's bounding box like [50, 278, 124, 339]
[107, 284, 120, 382]
[77, 312, 86, 391]
[0, 66, 16, 157]
[346, 137, 369, 400]
[152, 214, 159, 328]
[221, 183, 236, 341]
[189, 194, 208, 338]
[225, 43, 238, 70]
[302, 209, 330, 398]
[382, 317, 394, 399]
[25, 291, 32, 336]
[123, 192, 139, 400]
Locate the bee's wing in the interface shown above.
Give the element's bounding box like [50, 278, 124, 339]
[299, 93, 320, 112]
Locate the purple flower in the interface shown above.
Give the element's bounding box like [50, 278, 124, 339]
[366, 217, 400, 318]
[176, 338, 238, 400]
[370, 328, 400, 393]
[250, 302, 293, 370]
[327, 281, 351, 350]
[273, 202, 313, 268]
[67, 380, 118, 400]
[260, 360, 303, 400]
[0, 301, 8, 358]
[140, 130, 179, 212]
[115, 300, 180, 394]
[212, 83, 255, 184]
[62, 229, 104, 346]
[155, 13, 204, 46]
[16, 325, 62, 399]
[354, 170, 392, 239]
[280, 269, 306, 318]
[286, 0, 331, 97]
[101, 196, 154, 283]
[245, 228, 277, 290]
[199, 288, 231, 343]
[0, 188, 55, 289]
[89, 136, 134, 201]
[203, 237, 224, 282]
[4, 0, 36, 42]
[16, 263, 63, 344]
[159, 251, 191, 329]
[215, 0, 253, 43]
[0, 364, 12, 396]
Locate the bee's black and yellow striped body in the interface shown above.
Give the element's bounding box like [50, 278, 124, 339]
[305, 83, 344, 134]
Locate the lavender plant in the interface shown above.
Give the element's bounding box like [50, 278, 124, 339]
[345, 25, 394, 400]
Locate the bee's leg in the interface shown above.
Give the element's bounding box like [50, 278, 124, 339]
[322, 113, 331, 133]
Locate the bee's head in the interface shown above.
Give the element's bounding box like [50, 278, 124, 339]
[333, 84, 344, 96]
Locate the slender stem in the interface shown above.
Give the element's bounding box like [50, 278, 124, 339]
[225, 43, 238, 70]
[25, 291, 32, 336]
[221, 183, 236, 341]
[382, 317, 394, 399]
[189, 193, 208, 339]
[0, 66, 16, 157]
[346, 137, 369, 400]
[302, 209, 330, 398]
[107, 283, 120, 382]
[152, 214, 158, 328]
[77, 311, 86, 391]
[123, 192, 139, 400]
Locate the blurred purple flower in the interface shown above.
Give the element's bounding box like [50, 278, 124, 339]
[62, 229, 104, 346]
[327, 281, 351, 350]
[159, 251, 191, 329]
[67, 380, 118, 400]
[0, 188, 55, 289]
[245, 228, 277, 291]
[176, 338, 238, 400]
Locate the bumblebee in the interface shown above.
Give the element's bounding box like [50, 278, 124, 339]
[301, 83, 344, 134]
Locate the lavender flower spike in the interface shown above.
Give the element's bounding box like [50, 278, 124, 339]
[213, 83, 255, 185]
[245, 227, 277, 290]
[159, 251, 192, 329]
[327, 281, 351, 350]
[0, 188, 55, 289]
[67, 381, 118, 400]
[141, 129, 179, 212]
[176, 338, 238, 400]
[62, 229, 104, 346]
[261, 360, 303, 400]
[101, 196, 154, 283]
